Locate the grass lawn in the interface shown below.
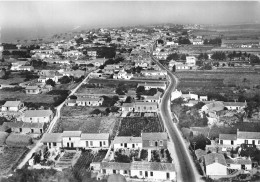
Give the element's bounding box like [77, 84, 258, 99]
[0, 147, 28, 176]
[118, 117, 164, 137]
[60, 106, 107, 117]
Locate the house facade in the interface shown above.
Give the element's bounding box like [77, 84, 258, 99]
[204, 153, 227, 177]
[25, 86, 41, 94]
[223, 102, 247, 111]
[80, 133, 110, 149]
[76, 97, 104, 106]
[121, 103, 134, 112]
[142, 132, 168, 150]
[1, 101, 24, 112]
[41, 133, 63, 149]
[134, 102, 158, 113]
[113, 136, 142, 150]
[137, 82, 167, 90]
[24, 110, 53, 123]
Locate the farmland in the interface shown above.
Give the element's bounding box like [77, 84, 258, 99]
[76, 86, 115, 95]
[118, 117, 164, 137]
[0, 147, 28, 176]
[60, 106, 107, 117]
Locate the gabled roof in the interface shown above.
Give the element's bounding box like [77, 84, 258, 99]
[237, 131, 260, 139]
[142, 132, 167, 140]
[24, 110, 53, 118]
[81, 133, 109, 140]
[204, 153, 227, 166]
[62, 131, 82, 137]
[130, 161, 175, 172]
[41, 133, 63, 143]
[224, 102, 246, 107]
[76, 97, 102, 102]
[101, 162, 131, 170]
[3, 101, 22, 107]
[25, 86, 39, 90]
[225, 157, 252, 165]
[219, 134, 237, 140]
[122, 103, 135, 108]
[114, 136, 142, 144]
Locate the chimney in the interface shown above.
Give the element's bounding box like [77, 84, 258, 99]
[215, 156, 218, 163]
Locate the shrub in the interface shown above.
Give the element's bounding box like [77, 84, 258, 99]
[0, 131, 9, 146]
[6, 133, 32, 147]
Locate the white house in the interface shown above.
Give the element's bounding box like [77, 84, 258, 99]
[1, 101, 24, 112]
[113, 136, 142, 150]
[219, 134, 237, 146]
[100, 162, 131, 177]
[25, 86, 41, 94]
[137, 82, 167, 90]
[121, 103, 135, 112]
[226, 157, 252, 171]
[76, 97, 104, 106]
[223, 102, 247, 111]
[113, 69, 133, 80]
[192, 39, 204, 45]
[24, 110, 53, 123]
[80, 133, 110, 149]
[62, 131, 82, 148]
[186, 56, 196, 66]
[171, 89, 182, 101]
[41, 133, 63, 149]
[130, 161, 176, 181]
[236, 130, 260, 147]
[204, 153, 227, 177]
[141, 70, 167, 77]
[181, 92, 199, 101]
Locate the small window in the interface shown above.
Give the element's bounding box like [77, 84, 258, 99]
[103, 141, 106, 145]
[150, 172, 153, 176]
[160, 140, 163, 146]
[258, 140, 260, 144]
[124, 170, 127, 174]
[53, 142, 57, 146]
[90, 141, 93, 146]
[102, 169, 106, 174]
[139, 171, 142, 175]
[69, 137, 71, 141]
[113, 170, 116, 174]
[121, 143, 123, 146]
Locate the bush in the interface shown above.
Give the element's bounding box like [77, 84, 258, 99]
[0, 131, 9, 146]
[6, 133, 32, 147]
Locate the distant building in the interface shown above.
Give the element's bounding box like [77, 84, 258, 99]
[204, 153, 227, 177]
[24, 110, 53, 123]
[25, 86, 41, 94]
[1, 101, 24, 112]
[76, 97, 104, 106]
[142, 132, 168, 150]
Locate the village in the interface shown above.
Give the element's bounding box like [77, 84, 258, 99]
[0, 23, 260, 182]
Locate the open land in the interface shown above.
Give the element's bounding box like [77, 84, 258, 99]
[0, 147, 28, 176]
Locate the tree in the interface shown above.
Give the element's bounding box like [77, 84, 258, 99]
[157, 39, 164, 44]
[147, 88, 157, 96]
[46, 79, 55, 87]
[69, 95, 77, 100]
[167, 53, 179, 61]
[91, 109, 101, 115]
[58, 76, 71, 84]
[190, 134, 210, 150]
[136, 86, 145, 94]
[172, 65, 176, 72]
[125, 96, 133, 103]
[180, 54, 186, 60]
[116, 87, 125, 95]
[0, 116, 9, 125]
[211, 52, 226, 61]
[250, 55, 260, 65]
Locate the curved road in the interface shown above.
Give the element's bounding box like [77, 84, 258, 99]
[151, 55, 201, 182]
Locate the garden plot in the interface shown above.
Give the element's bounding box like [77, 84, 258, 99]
[118, 117, 164, 137]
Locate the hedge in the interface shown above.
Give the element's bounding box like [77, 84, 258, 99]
[6, 133, 32, 147]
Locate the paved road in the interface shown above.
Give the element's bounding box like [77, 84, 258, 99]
[17, 74, 90, 169]
[151, 55, 201, 182]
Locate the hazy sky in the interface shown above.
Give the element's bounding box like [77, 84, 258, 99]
[0, 1, 260, 42]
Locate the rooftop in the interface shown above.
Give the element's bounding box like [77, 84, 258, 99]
[3, 101, 22, 107]
[130, 161, 175, 172]
[204, 153, 226, 166]
[62, 131, 82, 137]
[219, 134, 237, 140]
[41, 133, 63, 143]
[24, 110, 53, 118]
[81, 133, 109, 140]
[142, 132, 167, 140]
[113, 136, 142, 144]
[101, 162, 131, 170]
[237, 130, 260, 139]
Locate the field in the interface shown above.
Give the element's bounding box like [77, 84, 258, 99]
[0, 73, 26, 85]
[118, 117, 164, 137]
[175, 71, 260, 97]
[76, 86, 115, 95]
[0, 147, 28, 176]
[60, 106, 107, 117]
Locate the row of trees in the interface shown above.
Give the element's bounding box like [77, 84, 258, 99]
[166, 53, 187, 61]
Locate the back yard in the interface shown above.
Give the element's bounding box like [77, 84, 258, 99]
[118, 117, 164, 137]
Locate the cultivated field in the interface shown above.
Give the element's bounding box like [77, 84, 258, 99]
[60, 106, 107, 117]
[118, 117, 164, 137]
[76, 86, 115, 95]
[0, 147, 28, 176]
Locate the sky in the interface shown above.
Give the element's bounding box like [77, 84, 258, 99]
[0, 1, 260, 42]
